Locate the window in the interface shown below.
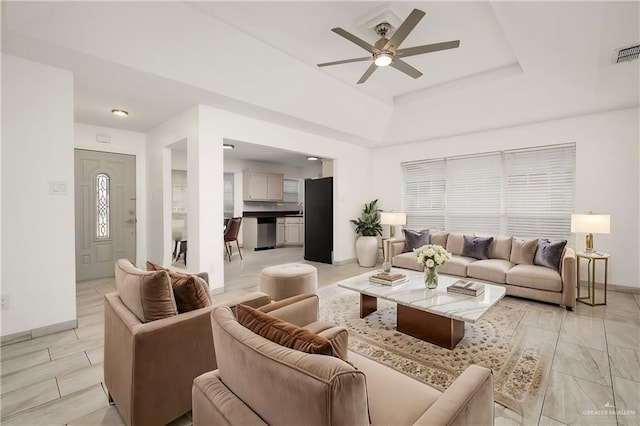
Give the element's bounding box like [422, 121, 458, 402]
[401, 143, 576, 239]
[96, 173, 110, 239]
[283, 179, 300, 203]
[224, 173, 234, 217]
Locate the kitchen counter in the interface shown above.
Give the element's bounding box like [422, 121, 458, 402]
[243, 211, 302, 218]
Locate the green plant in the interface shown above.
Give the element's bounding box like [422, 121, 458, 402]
[350, 199, 382, 237]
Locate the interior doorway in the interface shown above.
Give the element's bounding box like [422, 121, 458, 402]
[74, 149, 136, 280]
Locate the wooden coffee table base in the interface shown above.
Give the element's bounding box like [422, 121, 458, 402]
[359, 294, 465, 350]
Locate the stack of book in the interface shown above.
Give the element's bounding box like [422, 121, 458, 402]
[369, 272, 408, 286]
[447, 280, 485, 297]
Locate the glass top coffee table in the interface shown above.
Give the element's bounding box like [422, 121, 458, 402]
[337, 270, 506, 349]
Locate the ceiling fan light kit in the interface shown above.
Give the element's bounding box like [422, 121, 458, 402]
[374, 52, 392, 67]
[317, 8, 460, 84]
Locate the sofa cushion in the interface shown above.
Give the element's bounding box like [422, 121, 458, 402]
[438, 255, 477, 277]
[115, 259, 177, 323]
[506, 264, 563, 292]
[403, 229, 430, 252]
[306, 321, 349, 361]
[510, 238, 538, 265]
[534, 239, 567, 272]
[429, 231, 449, 248]
[391, 252, 423, 271]
[462, 235, 494, 260]
[236, 304, 337, 358]
[446, 233, 465, 255]
[146, 261, 212, 310]
[467, 259, 515, 284]
[490, 236, 513, 261]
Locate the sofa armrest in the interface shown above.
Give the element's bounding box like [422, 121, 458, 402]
[193, 370, 267, 426]
[414, 365, 494, 426]
[258, 293, 319, 327]
[389, 238, 407, 258]
[561, 247, 576, 310]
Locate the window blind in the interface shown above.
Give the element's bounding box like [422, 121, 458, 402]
[401, 159, 446, 230]
[401, 143, 575, 240]
[446, 153, 502, 235]
[504, 144, 575, 239]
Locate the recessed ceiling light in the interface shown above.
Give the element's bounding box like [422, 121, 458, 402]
[307, 156, 319, 161]
[223, 143, 235, 150]
[111, 109, 129, 117]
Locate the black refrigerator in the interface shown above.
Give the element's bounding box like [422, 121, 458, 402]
[304, 177, 333, 264]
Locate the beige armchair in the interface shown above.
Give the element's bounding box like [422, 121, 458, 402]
[104, 260, 271, 426]
[193, 293, 494, 425]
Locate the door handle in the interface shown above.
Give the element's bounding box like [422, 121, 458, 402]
[125, 219, 137, 224]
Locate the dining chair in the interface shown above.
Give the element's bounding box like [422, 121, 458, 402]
[224, 217, 243, 261]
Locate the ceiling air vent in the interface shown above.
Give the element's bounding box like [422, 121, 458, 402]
[615, 44, 640, 63]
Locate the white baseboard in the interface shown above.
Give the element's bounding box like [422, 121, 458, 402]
[1, 319, 78, 346]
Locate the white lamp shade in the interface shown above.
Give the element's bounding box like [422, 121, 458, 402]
[380, 212, 407, 226]
[571, 214, 610, 234]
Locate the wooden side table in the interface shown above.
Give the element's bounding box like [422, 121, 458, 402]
[576, 252, 610, 306]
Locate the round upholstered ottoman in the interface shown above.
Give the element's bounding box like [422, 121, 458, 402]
[259, 263, 318, 301]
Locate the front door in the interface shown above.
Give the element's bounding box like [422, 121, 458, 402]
[75, 149, 136, 281]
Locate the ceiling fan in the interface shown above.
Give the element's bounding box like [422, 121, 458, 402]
[317, 9, 460, 84]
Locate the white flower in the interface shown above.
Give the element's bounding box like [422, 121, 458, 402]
[426, 248, 435, 257]
[426, 258, 435, 268]
[434, 254, 443, 265]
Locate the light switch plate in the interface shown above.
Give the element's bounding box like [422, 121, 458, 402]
[49, 181, 68, 195]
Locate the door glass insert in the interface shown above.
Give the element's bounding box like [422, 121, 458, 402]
[96, 173, 110, 239]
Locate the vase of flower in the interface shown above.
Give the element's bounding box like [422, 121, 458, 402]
[414, 244, 452, 289]
[424, 266, 439, 289]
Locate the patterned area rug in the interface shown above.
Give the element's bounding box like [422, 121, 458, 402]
[317, 284, 564, 419]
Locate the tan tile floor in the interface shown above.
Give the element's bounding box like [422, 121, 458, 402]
[1, 247, 638, 425]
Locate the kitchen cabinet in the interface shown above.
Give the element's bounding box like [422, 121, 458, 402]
[284, 217, 304, 246]
[276, 218, 285, 247]
[243, 171, 283, 201]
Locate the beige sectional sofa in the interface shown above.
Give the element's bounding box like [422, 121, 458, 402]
[387, 232, 576, 310]
[193, 294, 495, 425]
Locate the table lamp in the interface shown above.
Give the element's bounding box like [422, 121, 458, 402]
[380, 212, 407, 238]
[571, 212, 610, 253]
[380, 212, 406, 272]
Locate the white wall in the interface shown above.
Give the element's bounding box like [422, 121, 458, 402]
[171, 150, 187, 171]
[372, 107, 640, 288]
[1, 55, 76, 336]
[145, 108, 198, 268]
[74, 123, 148, 269]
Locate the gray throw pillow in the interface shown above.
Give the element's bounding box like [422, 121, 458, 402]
[462, 235, 494, 260]
[534, 239, 567, 271]
[403, 229, 430, 252]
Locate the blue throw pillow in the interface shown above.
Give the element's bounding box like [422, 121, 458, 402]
[403, 229, 430, 253]
[533, 239, 567, 271]
[462, 235, 494, 260]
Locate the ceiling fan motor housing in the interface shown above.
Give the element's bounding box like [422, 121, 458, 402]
[375, 22, 391, 37]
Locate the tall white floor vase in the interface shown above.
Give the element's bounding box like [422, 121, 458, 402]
[355, 236, 378, 267]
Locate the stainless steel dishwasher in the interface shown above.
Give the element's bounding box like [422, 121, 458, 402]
[256, 217, 276, 250]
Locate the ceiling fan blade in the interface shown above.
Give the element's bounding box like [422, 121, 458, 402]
[383, 9, 426, 51]
[317, 57, 371, 67]
[357, 63, 378, 84]
[389, 59, 423, 79]
[396, 40, 460, 58]
[332, 28, 375, 53]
